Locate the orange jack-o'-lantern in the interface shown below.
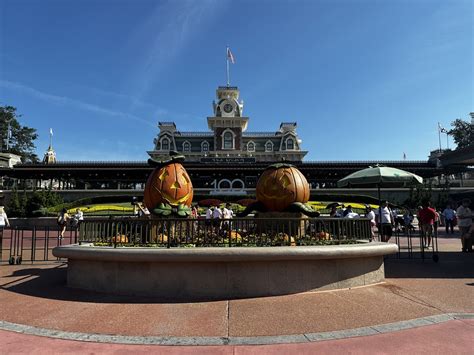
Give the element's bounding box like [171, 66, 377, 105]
[256, 164, 310, 212]
[144, 162, 193, 209]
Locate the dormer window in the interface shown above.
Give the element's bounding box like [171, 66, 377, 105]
[286, 138, 294, 150]
[201, 141, 209, 152]
[247, 141, 255, 152]
[161, 137, 170, 151]
[265, 141, 273, 152]
[222, 129, 235, 149]
[183, 141, 191, 152]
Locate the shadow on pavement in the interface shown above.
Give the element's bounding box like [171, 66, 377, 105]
[385, 251, 474, 279]
[0, 264, 248, 304]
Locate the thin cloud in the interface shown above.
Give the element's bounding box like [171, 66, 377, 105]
[126, 0, 229, 102]
[0, 79, 156, 128]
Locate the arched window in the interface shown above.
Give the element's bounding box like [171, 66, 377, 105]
[161, 138, 170, 151]
[286, 138, 294, 150]
[182, 141, 191, 152]
[201, 141, 209, 152]
[247, 141, 255, 152]
[223, 131, 234, 149]
[265, 141, 273, 152]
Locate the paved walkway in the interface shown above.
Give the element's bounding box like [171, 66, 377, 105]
[0, 231, 473, 353]
[1, 319, 473, 354]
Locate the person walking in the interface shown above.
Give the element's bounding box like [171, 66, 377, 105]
[456, 199, 472, 253]
[442, 204, 456, 235]
[57, 208, 70, 240]
[418, 201, 437, 249]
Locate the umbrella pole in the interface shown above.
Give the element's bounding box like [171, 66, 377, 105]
[378, 184, 382, 242]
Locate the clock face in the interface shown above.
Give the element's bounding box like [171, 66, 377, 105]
[223, 103, 233, 113]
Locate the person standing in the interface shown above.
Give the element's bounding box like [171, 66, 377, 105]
[212, 205, 223, 234]
[0, 206, 10, 238]
[222, 203, 234, 231]
[456, 199, 472, 253]
[442, 205, 456, 235]
[72, 208, 84, 229]
[418, 202, 437, 249]
[375, 201, 394, 242]
[57, 208, 70, 240]
[205, 206, 213, 228]
[365, 205, 376, 240]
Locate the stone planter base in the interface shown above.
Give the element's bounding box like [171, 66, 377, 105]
[53, 243, 398, 300]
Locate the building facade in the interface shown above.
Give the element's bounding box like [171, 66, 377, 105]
[148, 86, 307, 163]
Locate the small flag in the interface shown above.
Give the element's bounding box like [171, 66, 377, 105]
[438, 123, 447, 133]
[50, 128, 53, 136]
[403, 152, 406, 160]
[227, 47, 235, 64]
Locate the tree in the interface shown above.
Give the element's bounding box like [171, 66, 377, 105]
[0, 105, 39, 162]
[449, 118, 474, 149]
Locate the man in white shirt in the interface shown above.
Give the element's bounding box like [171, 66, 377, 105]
[456, 199, 472, 252]
[205, 207, 213, 229]
[0, 206, 10, 230]
[375, 201, 393, 242]
[212, 205, 223, 232]
[442, 205, 456, 235]
[222, 203, 234, 232]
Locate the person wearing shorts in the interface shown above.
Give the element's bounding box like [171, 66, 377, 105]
[375, 201, 393, 242]
[418, 201, 437, 249]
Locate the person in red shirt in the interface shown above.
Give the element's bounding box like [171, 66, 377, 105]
[418, 201, 437, 249]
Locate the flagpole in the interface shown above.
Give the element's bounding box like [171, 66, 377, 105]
[226, 46, 230, 87]
[437, 122, 442, 152]
[6, 121, 11, 151]
[50, 129, 53, 148]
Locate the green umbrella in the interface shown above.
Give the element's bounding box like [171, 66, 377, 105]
[337, 166, 423, 188]
[337, 166, 423, 241]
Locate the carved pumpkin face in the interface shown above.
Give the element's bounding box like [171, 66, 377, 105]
[144, 162, 193, 209]
[256, 164, 310, 212]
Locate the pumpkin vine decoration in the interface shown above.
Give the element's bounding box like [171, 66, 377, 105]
[239, 163, 320, 217]
[144, 151, 193, 218]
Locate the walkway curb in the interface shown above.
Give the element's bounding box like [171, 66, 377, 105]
[0, 313, 472, 346]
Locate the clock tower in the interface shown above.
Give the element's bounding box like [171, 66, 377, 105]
[207, 86, 248, 152]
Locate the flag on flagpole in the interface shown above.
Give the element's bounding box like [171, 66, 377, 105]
[50, 128, 53, 136]
[403, 152, 406, 160]
[227, 47, 235, 64]
[438, 122, 447, 133]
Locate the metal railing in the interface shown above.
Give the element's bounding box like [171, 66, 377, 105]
[78, 217, 373, 248]
[0, 226, 78, 265]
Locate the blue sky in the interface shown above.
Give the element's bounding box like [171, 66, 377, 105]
[0, 0, 472, 161]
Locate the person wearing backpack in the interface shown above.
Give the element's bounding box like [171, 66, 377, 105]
[57, 208, 70, 240]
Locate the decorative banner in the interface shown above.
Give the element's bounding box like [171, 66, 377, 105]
[200, 157, 256, 164]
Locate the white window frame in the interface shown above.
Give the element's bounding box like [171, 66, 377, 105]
[201, 140, 210, 152]
[285, 137, 295, 150]
[247, 140, 256, 152]
[160, 137, 170, 151]
[182, 140, 191, 153]
[221, 129, 236, 150]
[265, 140, 274, 152]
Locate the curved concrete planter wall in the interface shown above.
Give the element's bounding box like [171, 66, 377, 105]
[53, 243, 398, 299]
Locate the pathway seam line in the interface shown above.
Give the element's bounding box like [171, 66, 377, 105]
[0, 313, 472, 346]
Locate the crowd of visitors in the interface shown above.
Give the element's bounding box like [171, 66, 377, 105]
[327, 199, 473, 251]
